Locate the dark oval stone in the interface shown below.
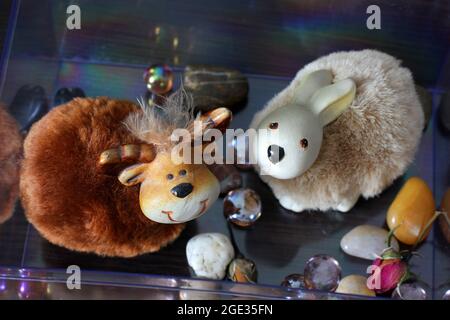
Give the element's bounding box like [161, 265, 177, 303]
[8, 85, 48, 132]
[183, 65, 249, 111]
[54, 87, 86, 107]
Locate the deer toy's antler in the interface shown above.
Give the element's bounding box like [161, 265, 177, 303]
[98, 143, 156, 175]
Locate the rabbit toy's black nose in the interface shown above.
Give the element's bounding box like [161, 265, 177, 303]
[171, 183, 193, 198]
[268, 144, 285, 164]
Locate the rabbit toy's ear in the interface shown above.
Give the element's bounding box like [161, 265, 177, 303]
[307, 78, 356, 126]
[292, 69, 333, 105]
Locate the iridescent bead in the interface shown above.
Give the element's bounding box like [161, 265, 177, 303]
[304, 254, 342, 292]
[224, 188, 261, 227]
[281, 274, 306, 289]
[143, 64, 173, 95]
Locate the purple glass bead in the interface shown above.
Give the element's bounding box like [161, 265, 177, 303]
[304, 254, 342, 292]
[392, 282, 428, 300]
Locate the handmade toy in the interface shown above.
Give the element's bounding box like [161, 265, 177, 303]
[21, 90, 231, 257]
[250, 49, 424, 212]
[0, 105, 22, 223]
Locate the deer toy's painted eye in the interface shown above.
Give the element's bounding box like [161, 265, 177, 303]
[269, 122, 278, 129]
[167, 173, 174, 180]
[179, 169, 187, 176]
[300, 138, 308, 149]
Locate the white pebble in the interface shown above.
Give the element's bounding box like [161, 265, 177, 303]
[340, 224, 399, 260]
[186, 233, 235, 280]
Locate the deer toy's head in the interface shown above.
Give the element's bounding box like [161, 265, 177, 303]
[99, 90, 231, 224]
[117, 151, 220, 224]
[253, 70, 356, 180]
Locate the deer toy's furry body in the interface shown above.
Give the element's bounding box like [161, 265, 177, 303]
[21, 98, 184, 257]
[250, 50, 424, 212]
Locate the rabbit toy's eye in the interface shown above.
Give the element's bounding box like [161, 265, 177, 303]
[269, 122, 278, 129]
[300, 138, 308, 149]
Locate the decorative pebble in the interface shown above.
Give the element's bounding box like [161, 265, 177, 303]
[227, 257, 257, 283]
[439, 188, 450, 244]
[144, 64, 173, 95]
[387, 177, 435, 245]
[186, 233, 234, 280]
[224, 188, 261, 227]
[304, 255, 341, 292]
[280, 274, 306, 289]
[335, 275, 375, 297]
[207, 164, 242, 195]
[415, 85, 432, 131]
[391, 282, 428, 300]
[8, 85, 48, 131]
[340, 225, 399, 260]
[53, 87, 85, 107]
[183, 65, 249, 111]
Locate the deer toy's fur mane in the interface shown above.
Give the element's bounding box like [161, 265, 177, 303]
[125, 87, 197, 152]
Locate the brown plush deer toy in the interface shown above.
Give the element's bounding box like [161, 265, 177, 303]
[20, 89, 231, 257]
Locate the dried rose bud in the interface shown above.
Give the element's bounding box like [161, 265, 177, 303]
[368, 254, 408, 294]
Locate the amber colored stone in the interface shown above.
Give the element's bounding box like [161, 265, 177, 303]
[439, 188, 450, 244]
[386, 177, 435, 245]
[227, 258, 257, 283]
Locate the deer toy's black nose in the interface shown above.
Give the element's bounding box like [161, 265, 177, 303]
[268, 144, 285, 164]
[171, 183, 193, 198]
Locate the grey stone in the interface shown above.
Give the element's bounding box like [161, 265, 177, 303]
[183, 65, 249, 111]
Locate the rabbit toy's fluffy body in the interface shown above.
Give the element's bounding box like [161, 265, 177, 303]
[250, 50, 424, 212]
